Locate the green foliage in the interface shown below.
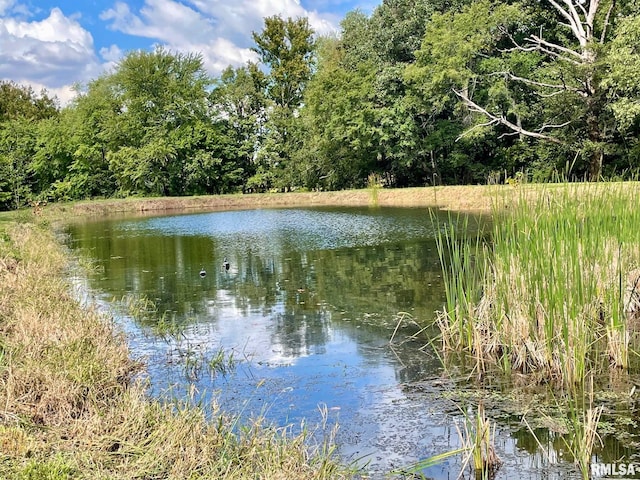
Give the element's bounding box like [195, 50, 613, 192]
[299, 37, 379, 190]
[299, 1, 442, 190]
[604, 15, 640, 132]
[251, 16, 316, 190]
[0, 81, 59, 210]
[406, 0, 640, 180]
[369, 0, 434, 64]
[16, 455, 78, 480]
[105, 47, 212, 196]
[0, 119, 38, 209]
[3, 5, 640, 209]
[407, 0, 527, 115]
[0, 80, 58, 122]
[252, 16, 315, 109]
[211, 63, 267, 189]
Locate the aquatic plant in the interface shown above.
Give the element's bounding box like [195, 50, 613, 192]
[523, 377, 603, 480]
[367, 173, 382, 207]
[435, 182, 640, 386]
[208, 346, 236, 377]
[456, 402, 501, 479]
[396, 402, 500, 479]
[563, 381, 604, 480]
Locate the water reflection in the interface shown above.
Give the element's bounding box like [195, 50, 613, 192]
[63, 206, 583, 478]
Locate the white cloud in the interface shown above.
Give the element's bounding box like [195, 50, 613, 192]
[0, 0, 15, 16]
[100, 44, 123, 63]
[186, 0, 339, 37]
[101, 0, 340, 77]
[99, 44, 124, 73]
[0, 0, 349, 106]
[197, 38, 258, 74]
[101, 0, 214, 43]
[0, 6, 104, 102]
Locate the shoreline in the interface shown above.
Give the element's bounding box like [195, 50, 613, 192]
[49, 185, 497, 218]
[0, 219, 349, 479]
[5, 181, 640, 478]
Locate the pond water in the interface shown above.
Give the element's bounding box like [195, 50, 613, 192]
[63, 206, 615, 479]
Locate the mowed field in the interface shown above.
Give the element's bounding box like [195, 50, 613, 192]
[54, 185, 497, 216]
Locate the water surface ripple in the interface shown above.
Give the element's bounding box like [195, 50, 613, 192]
[65, 206, 579, 479]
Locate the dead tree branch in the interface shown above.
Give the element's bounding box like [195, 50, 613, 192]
[453, 88, 565, 144]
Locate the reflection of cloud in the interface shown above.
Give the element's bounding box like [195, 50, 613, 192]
[193, 288, 307, 366]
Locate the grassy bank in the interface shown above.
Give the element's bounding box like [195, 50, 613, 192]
[47, 185, 496, 217]
[0, 219, 347, 479]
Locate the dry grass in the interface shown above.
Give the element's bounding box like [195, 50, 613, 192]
[43, 185, 499, 218]
[0, 221, 348, 479]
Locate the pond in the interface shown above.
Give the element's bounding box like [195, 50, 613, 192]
[63, 206, 610, 479]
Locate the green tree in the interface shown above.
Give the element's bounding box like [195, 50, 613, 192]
[0, 120, 37, 209]
[31, 76, 123, 202]
[301, 4, 442, 189]
[0, 81, 58, 122]
[298, 36, 379, 190]
[251, 16, 316, 190]
[210, 63, 268, 191]
[602, 14, 640, 171]
[0, 81, 58, 210]
[252, 16, 315, 110]
[107, 47, 212, 195]
[409, 0, 638, 179]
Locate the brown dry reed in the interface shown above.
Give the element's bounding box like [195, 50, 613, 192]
[436, 182, 640, 386]
[0, 220, 348, 479]
[433, 182, 640, 478]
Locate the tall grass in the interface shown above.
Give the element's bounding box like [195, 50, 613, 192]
[433, 182, 640, 476]
[456, 402, 501, 479]
[397, 402, 500, 479]
[0, 220, 349, 479]
[523, 376, 603, 480]
[367, 173, 383, 207]
[562, 379, 604, 479]
[435, 182, 640, 385]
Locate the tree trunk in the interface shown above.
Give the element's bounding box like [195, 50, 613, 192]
[585, 70, 604, 181]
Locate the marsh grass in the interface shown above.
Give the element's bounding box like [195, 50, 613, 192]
[563, 382, 604, 479]
[397, 402, 500, 479]
[367, 173, 383, 207]
[208, 346, 236, 377]
[456, 402, 501, 479]
[435, 182, 640, 385]
[523, 378, 603, 480]
[0, 220, 348, 479]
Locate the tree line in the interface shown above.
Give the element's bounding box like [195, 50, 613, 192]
[1, 0, 639, 210]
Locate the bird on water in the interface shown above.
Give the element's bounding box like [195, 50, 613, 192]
[199, 267, 207, 277]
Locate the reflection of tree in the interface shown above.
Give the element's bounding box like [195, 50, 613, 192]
[65, 210, 481, 369]
[272, 310, 331, 358]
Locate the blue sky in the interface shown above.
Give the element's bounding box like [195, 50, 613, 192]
[0, 0, 375, 104]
